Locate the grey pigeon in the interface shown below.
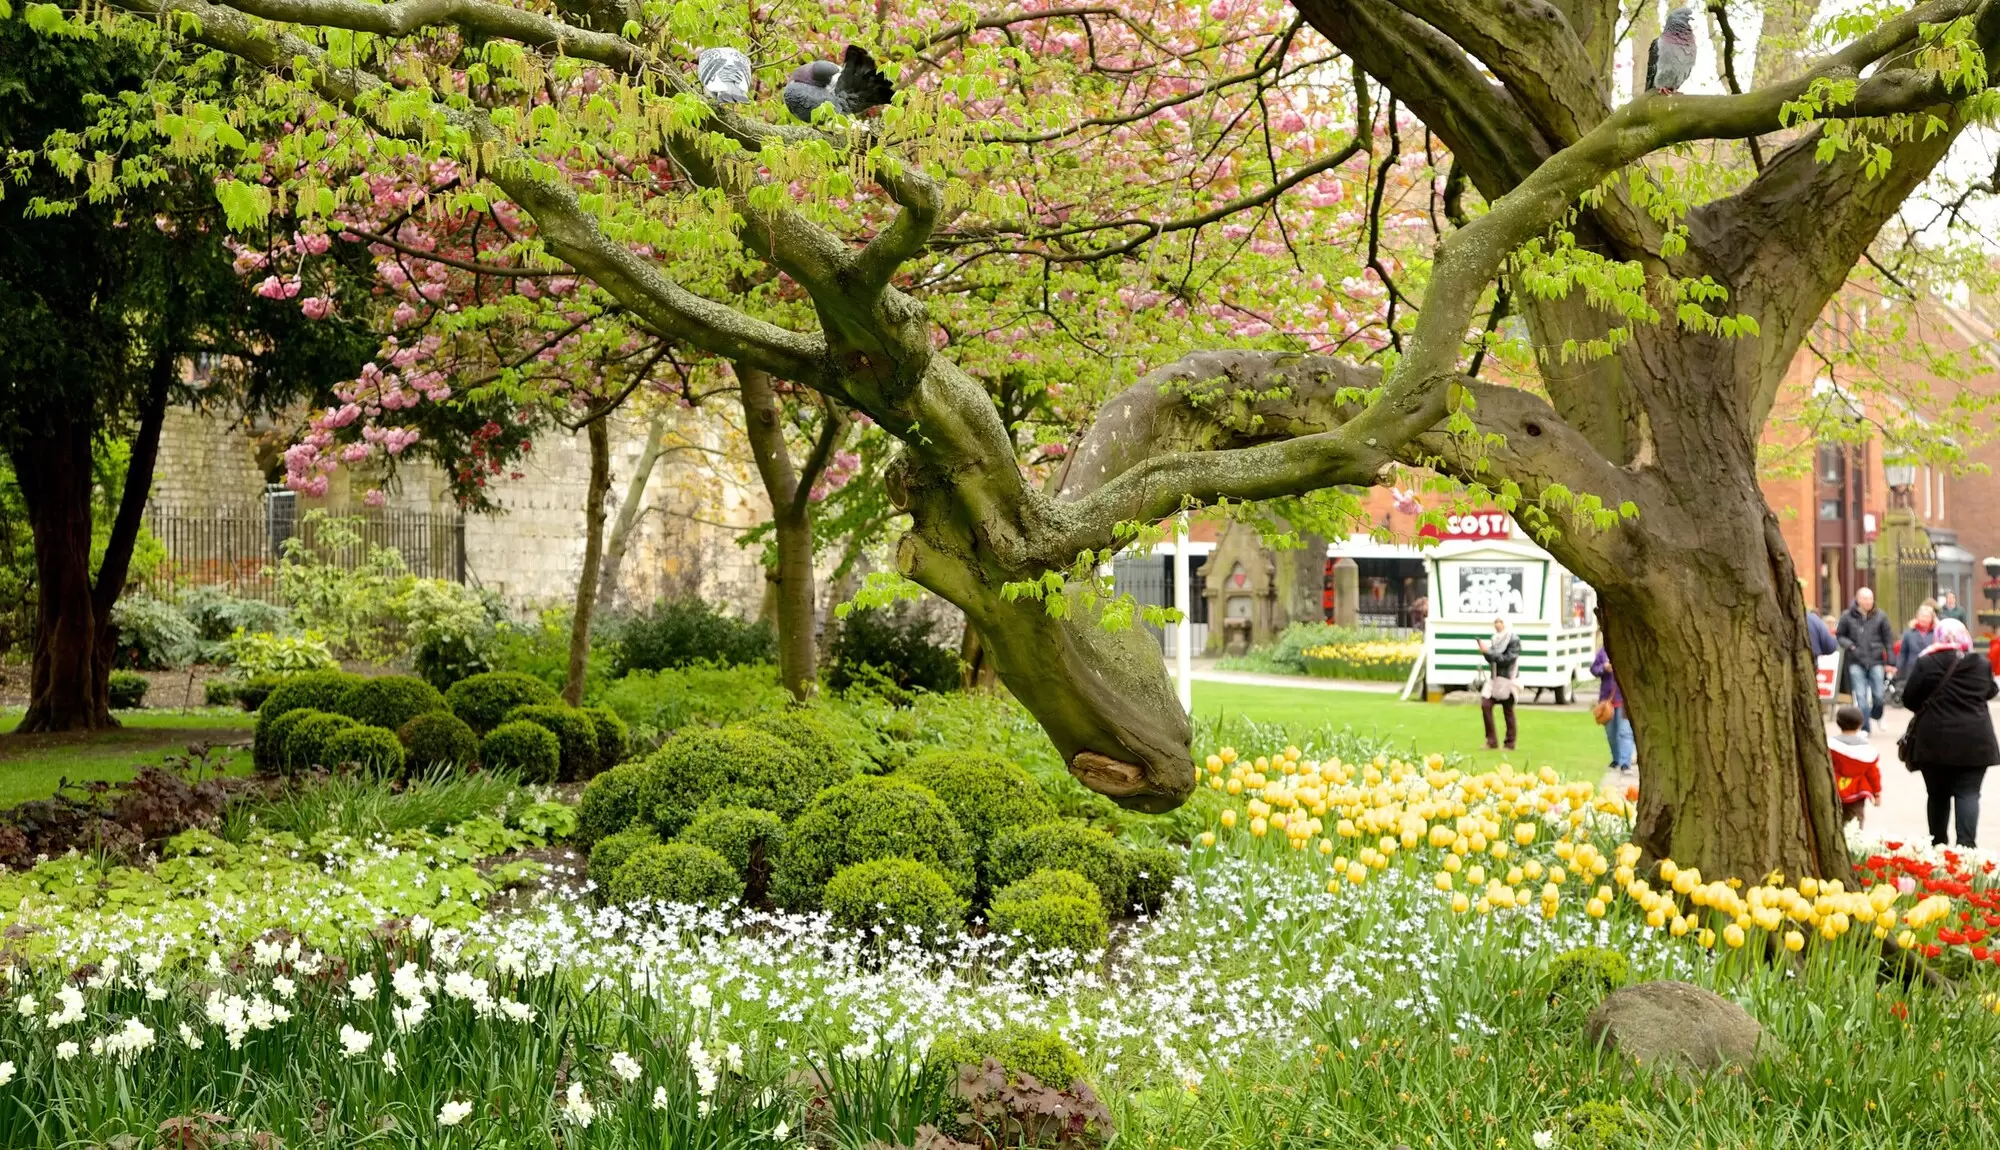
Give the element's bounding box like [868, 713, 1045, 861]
[1645, 7, 1697, 95]
[782, 45, 894, 123]
[698, 47, 753, 104]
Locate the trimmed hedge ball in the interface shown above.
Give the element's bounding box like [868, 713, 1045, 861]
[234, 673, 284, 712]
[639, 725, 847, 838]
[480, 720, 561, 783]
[898, 749, 1058, 881]
[336, 675, 447, 732]
[589, 825, 661, 889]
[677, 806, 785, 904]
[285, 710, 364, 772]
[824, 857, 967, 938]
[771, 776, 973, 911]
[744, 707, 870, 777]
[986, 868, 1109, 955]
[931, 1025, 1088, 1088]
[607, 842, 744, 908]
[253, 671, 359, 771]
[582, 706, 628, 767]
[107, 670, 149, 709]
[987, 821, 1129, 915]
[256, 708, 317, 775]
[397, 711, 480, 773]
[444, 671, 561, 734]
[1124, 846, 1186, 915]
[323, 725, 407, 775]
[503, 704, 600, 782]
[576, 761, 651, 850]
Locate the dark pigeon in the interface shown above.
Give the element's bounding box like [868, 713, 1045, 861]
[782, 45, 894, 123]
[698, 47, 753, 105]
[1645, 7, 1697, 95]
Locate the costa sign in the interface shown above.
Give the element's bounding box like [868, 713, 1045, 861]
[1420, 512, 1515, 540]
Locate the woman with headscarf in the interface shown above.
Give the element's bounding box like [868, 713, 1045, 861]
[1899, 617, 1997, 849]
[1476, 616, 1520, 751]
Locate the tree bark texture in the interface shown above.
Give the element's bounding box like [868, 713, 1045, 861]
[564, 414, 612, 706]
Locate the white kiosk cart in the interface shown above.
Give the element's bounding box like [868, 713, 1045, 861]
[1408, 538, 1597, 703]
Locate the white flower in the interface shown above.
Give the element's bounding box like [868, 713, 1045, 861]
[651, 1086, 669, 1111]
[410, 914, 433, 939]
[103, 1017, 156, 1065]
[45, 987, 85, 1028]
[1533, 1133, 1555, 1150]
[177, 1023, 204, 1051]
[270, 976, 296, 1000]
[348, 971, 377, 1003]
[55, 1041, 79, 1062]
[438, 1099, 473, 1127]
[772, 1120, 791, 1142]
[610, 1051, 643, 1082]
[561, 1082, 596, 1127]
[392, 998, 430, 1031]
[382, 1050, 400, 1075]
[391, 963, 426, 1003]
[339, 1025, 374, 1058]
[689, 983, 712, 1010]
[14, 995, 35, 1018]
[499, 1000, 536, 1023]
[0, 1061, 14, 1086]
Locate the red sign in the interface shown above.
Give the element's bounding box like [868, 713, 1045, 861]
[1420, 512, 1514, 541]
[1815, 654, 1840, 701]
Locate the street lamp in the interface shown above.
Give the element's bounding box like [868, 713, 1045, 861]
[1884, 458, 1917, 510]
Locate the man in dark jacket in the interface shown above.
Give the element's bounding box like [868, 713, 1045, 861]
[1837, 588, 1895, 731]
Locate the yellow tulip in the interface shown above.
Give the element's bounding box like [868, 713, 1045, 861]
[1723, 924, 1745, 949]
[1783, 930, 1805, 953]
[1513, 822, 1537, 846]
[1434, 872, 1455, 892]
[1220, 810, 1237, 829]
[1697, 928, 1716, 948]
[1250, 817, 1268, 837]
[1450, 892, 1471, 914]
[1897, 930, 1916, 950]
[1198, 832, 1216, 848]
[1586, 898, 1606, 918]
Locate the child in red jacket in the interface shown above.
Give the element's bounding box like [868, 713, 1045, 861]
[1828, 704, 1881, 825]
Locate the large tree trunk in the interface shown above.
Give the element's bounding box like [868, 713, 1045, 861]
[595, 409, 669, 612]
[769, 508, 817, 700]
[564, 415, 612, 706]
[13, 353, 170, 734]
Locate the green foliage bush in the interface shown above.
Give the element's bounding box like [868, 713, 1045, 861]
[613, 596, 774, 675]
[286, 710, 363, 772]
[1544, 946, 1634, 1009]
[827, 607, 961, 695]
[594, 664, 792, 743]
[203, 678, 239, 707]
[176, 586, 291, 646]
[588, 824, 660, 889]
[322, 725, 407, 776]
[772, 776, 972, 910]
[232, 673, 285, 712]
[255, 708, 316, 776]
[503, 704, 600, 782]
[109, 594, 202, 669]
[746, 706, 873, 778]
[336, 674, 447, 731]
[607, 842, 744, 907]
[1560, 1100, 1649, 1150]
[987, 869, 1110, 955]
[987, 823, 1129, 915]
[1124, 846, 1185, 915]
[106, 670, 148, 709]
[677, 805, 785, 903]
[220, 630, 341, 678]
[899, 749, 1058, 889]
[639, 726, 844, 838]
[582, 705, 628, 767]
[445, 670, 561, 734]
[397, 711, 480, 773]
[575, 761, 651, 850]
[932, 1026, 1088, 1088]
[480, 719, 561, 783]
[824, 857, 967, 938]
[254, 670, 361, 771]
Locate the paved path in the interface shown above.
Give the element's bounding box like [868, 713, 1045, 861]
[1172, 666, 1404, 694]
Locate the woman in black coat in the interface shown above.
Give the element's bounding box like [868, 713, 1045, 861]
[1899, 618, 1998, 849]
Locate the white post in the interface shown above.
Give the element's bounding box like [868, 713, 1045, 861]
[1174, 515, 1193, 714]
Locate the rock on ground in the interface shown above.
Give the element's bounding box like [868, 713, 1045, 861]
[1584, 980, 1762, 1072]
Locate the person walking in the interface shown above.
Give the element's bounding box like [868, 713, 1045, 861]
[1476, 617, 1520, 751]
[1940, 590, 1969, 626]
[1893, 602, 1938, 699]
[1591, 643, 1634, 772]
[1806, 608, 1838, 657]
[1836, 587, 1895, 731]
[1898, 617, 1996, 850]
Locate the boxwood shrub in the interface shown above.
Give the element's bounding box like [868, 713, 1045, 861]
[771, 776, 972, 910]
[445, 671, 561, 734]
[607, 842, 744, 907]
[336, 675, 447, 731]
[588, 824, 661, 890]
[823, 857, 966, 938]
[931, 1025, 1088, 1088]
[676, 806, 785, 905]
[255, 708, 317, 775]
[582, 705, 628, 767]
[233, 674, 284, 712]
[253, 671, 360, 771]
[744, 707, 871, 778]
[323, 725, 408, 776]
[107, 671, 149, 710]
[397, 711, 480, 773]
[1124, 846, 1186, 915]
[987, 821, 1129, 915]
[986, 868, 1109, 955]
[898, 749, 1057, 891]
[286, 711, 363, 772]
[480, 719, 561, 783]
[575, 761, 651, 850]
[639, 725, 847, 838]
[503, 704, 600, 782]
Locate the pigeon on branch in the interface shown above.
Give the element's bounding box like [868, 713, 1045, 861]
[782, 45, 895, 123]
[697, 47, 753, 104]
[1644, 7, 1697, 95]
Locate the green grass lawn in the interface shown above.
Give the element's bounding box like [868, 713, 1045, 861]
[0, 707, 256, 808]
[1190, 680, 1615, 782]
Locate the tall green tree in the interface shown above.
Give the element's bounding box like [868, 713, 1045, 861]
[0, 19, 374, 731]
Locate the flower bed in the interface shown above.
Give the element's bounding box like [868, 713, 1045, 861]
[1297, 639, 1422, 681]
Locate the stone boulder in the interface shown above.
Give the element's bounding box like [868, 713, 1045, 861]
[1583, 980, 1762, 1072]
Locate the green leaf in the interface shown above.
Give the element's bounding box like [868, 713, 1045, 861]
[23, 2, 66, 33]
